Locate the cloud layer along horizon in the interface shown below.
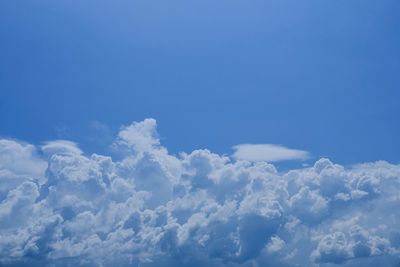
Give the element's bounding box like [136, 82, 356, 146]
[0, 119, 400, 267]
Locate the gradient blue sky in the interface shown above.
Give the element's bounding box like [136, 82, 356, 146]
[1, 0, 399, 164]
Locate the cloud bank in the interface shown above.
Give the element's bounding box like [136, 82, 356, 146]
[0, 119, 399, 267]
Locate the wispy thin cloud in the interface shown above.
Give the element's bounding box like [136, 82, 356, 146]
[232, 144, 310, 162]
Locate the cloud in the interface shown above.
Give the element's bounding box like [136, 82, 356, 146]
[116, 118, 160, 154]
[0, 119, 399, 267]
[0, 139, 47, 178]
[42, 140, 83, 156]
[232, 144, 310, 162]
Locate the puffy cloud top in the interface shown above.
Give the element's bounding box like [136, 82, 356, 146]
[0, 119, 399, 267]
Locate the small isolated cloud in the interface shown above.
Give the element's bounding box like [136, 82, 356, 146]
[232, 144, 309, 162]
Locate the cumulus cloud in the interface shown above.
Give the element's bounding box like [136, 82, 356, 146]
[0, 119, 399, 267]
[232, 144, 309, 162]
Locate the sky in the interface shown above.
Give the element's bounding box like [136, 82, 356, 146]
[1, 0, 400, 165]
[1, 1, 400, 267]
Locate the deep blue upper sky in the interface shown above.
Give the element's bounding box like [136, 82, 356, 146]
[1, 0, 399, 164]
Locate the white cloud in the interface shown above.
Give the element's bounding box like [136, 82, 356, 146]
[266, 236, 285, 253]
[42, 140, 83, 156]
[116, 118, 160, 154]
[0, 139, 47, 178]
[232, 144, 309, 162]
[0, 119, 399, 267]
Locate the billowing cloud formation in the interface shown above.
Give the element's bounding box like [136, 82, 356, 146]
[233, 144, 309, 162]
[0, 119, 399, 267]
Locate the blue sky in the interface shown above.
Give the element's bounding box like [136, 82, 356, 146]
[1, 0, 400, 165]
